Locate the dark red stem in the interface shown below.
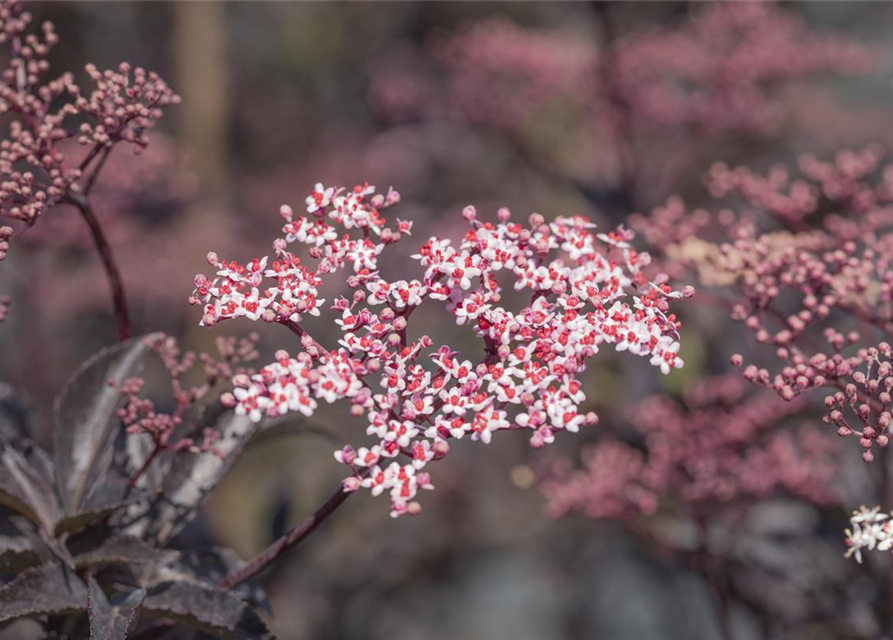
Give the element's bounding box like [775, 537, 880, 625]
[68, 196, 131, 340]
[128, 441, 163, 488]
[218, 482, 353, 589]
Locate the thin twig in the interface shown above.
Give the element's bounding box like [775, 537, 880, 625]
[82, 145, 113, 195]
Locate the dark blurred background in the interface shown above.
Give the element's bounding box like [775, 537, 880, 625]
[3, 3, 893, 639]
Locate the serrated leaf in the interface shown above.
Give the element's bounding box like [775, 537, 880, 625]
[54, 479, 151, 537]
[74, 534, 179, 570]
[0, 447, 61, 533]
[136, 412, 257, 543]
[88, 579, 145, 640]
[0, 531, 38, 574]
[54, 334, 159, 515]
[0, 562, 87, 623]
[142, 580, 275, 639]
[136, 546, 268, 612]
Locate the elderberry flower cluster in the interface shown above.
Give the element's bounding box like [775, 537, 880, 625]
[542, 376, 838, 521]
[0, 1, 178, 246]
[190, 182, 690, 517]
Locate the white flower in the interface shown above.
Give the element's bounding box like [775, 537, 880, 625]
[306, 182, 335, 213]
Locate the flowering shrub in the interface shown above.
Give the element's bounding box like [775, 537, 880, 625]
[844, 506, 893, 564]
[0, 334, 281, 638]
[523, 145, 893, 637]
[0, 3, 288, 638]
[190, 183, 690, 517]
[616, 148, 893, 582]
[3, 1, 892, 638]
[374, 3, 874, 135]
[370, 2, 879, 200]
[542, 375, 838, 522]
[0, 0, 178, 337]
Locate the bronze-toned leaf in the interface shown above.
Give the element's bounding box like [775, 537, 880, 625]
[54, 334, 159, 515]
[74, 535, 178, 570]
[142, 580, 275, 640]
[0, 530, 38, 574]
[0, 448, 61, 533]
[54, 479, 151, 537]
[0, 562, 87, 623]
[88, 579, 145, 640]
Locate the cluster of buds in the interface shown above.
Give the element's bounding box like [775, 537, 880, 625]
[0, 223, 10, 261]
[706, 146, 891, 227]
[630, 148, 893, 563]
[822, 344, 893, 463]
[632, 149, 893, 415]
[0, 1, 178, 251]
[113, 333, 259, 485]
[542, 376, 838, 521]
[191, 182, 690, 517]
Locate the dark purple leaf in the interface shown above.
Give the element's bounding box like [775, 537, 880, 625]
[54, 335, 159, 515]
[0, 447, 61, 533]
[0, 384, 32, 446]
[0, 562, 87, 623]
[142, 580, 275, 639]
[88, 579, 145, 640]
[133, 546, 268, 612]
[54, 479, 151, 537]
[74, 535, 178, 570]
[0, 530, 38, 574]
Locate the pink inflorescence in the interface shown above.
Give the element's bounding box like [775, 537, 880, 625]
[190, 182, 691, 517]
[628, 147, 893, 466]
[370, 3, 878, 138]
[114, 333, 259, 471]
[541, 376, 839, 522]
[0, 1, 178, 249]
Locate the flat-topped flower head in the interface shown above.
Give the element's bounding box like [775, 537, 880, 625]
[190, 182, 690, 517]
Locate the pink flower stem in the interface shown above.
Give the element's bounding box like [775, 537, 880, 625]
[82, 145, 112, 195]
